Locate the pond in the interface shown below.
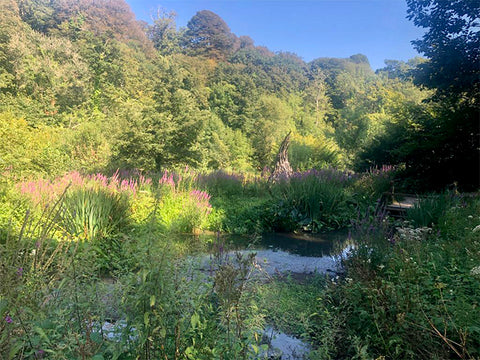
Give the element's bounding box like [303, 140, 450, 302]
[102, 231, 353, 359]
[183, 230, 353, 277]
[180, 231, 353, 359]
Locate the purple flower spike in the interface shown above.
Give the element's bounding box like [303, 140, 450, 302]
[17, 267, 23, 277]
[5, 315, 12, 323]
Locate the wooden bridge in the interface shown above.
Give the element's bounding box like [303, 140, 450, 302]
[381, 192, 420, 218]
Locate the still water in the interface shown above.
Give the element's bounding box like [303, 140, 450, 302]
[187, 230, 351, 257]
[180, 230, 352, 276]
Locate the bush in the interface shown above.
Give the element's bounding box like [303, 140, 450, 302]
[349, 165, 396, 206]
[314, 195, 480, 359]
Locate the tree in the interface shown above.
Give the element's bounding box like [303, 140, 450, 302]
[376, 58, 426, 80]
[182, 10, 237, 60]
[17, 0, 56, 33]
[406, 0, 480, 100]
[148, 8, 179, 55]
[0, 0, 22, 92]
[250, 95, 294, 169]
[405, 0, 480, 190]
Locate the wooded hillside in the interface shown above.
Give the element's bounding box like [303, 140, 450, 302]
[1, 0, 478, 190]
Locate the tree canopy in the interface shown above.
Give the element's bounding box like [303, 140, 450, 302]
[0, 0, 476, 190]
[407, 0, 480, 100]
[182, 10, 237, 60]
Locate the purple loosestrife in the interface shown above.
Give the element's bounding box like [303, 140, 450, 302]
[159, 170, 176, 189]
[138, 174, 152, 187]
[189, 190, 212, 214]
[19, 170, 145, 207]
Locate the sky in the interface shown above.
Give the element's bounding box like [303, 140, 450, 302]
[125, 0, 425, 70]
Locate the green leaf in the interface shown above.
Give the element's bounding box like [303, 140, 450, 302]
[190, 312, 200, 329]
[90, 332, 103, 344]
[34, 326, 50, 343]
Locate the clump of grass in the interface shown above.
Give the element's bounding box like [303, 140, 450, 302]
[62, 188, 130, 242]
[406, 192, 452, 227]
[270, 168, 356, 231]
[155, 170, 214, 233]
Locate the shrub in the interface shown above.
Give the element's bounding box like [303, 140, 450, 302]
[156, 170, 213, 233]
[315, 195, 480, 359]
[350, 165, 396, 205]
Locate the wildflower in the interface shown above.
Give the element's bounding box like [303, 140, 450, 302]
[36, 349, 45, 358]
[17, 267, 23, 277]
[5, 315, 12, 323]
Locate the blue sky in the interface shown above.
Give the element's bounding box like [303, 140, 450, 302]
[125, 0, 425, 70]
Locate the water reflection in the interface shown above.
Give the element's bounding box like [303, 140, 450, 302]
[191, 230, 351, 258]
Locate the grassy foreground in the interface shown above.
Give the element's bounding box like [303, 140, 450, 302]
[0, 168, 478, 359]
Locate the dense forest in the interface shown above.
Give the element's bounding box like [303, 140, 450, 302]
[1, 0, 477, 190]
[1, 1, 479, 359]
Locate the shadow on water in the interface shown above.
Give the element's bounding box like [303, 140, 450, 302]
[177, 230, 351, 258]
[254, 231, 350, 257]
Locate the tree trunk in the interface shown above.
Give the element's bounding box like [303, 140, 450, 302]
[269, 131, 293, 182]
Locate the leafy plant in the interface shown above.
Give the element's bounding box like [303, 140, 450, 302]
[60, 187, 130, 273]
[315, 195, 480, 359]
[406, 192, 451, 227]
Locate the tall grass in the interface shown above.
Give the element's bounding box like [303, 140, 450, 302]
[0, 190, 75, 358]
[197, 170, 245, 197]
[406, 192, 452, 227]
[62, 188, 130, 242]
[270, 168, 356, 230]
[17, 169, 216, 235]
